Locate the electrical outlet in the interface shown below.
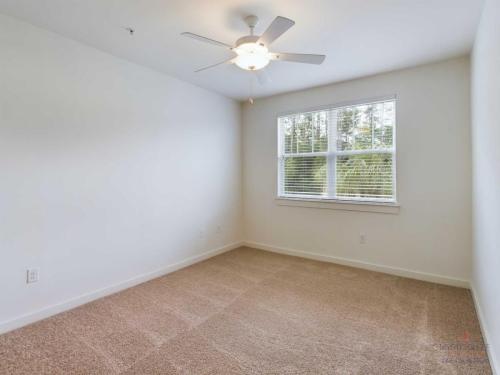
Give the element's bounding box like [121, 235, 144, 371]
[216, 225, 222, 234]
[26, 268, 39, 284]
[359, 234, 367, 245]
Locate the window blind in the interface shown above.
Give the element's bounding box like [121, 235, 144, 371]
[278, 99, 396, 202]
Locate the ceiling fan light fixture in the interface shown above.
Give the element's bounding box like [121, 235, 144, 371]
[183, 15, 326, 74]
[233, 42, 270, 71]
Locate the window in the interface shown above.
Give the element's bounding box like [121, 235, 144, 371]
[277, 98, 396, 203]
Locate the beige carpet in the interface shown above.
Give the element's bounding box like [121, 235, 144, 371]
[0, 247, 492, 374]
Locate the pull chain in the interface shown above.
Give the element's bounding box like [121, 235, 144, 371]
[248, 74, 254, 104]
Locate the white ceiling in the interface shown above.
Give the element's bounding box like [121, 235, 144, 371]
[0, 0, 484, 101]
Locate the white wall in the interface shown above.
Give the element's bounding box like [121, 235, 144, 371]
[242, 57, 472, 285]
[471, 0, 500, 372]
[0, 14, 242, 331]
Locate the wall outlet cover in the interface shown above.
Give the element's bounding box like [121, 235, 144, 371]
[359, 234, 367, 244]
[26, 268, 39, 284]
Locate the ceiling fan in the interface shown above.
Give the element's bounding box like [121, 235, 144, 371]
[181, 15, 326, 75]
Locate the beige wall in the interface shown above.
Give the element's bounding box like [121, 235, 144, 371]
[471, 0, 500, 372]
[242, 57, 471, 285]
[0, 14, 242, 332]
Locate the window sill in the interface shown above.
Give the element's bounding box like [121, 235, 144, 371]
[275, 197, 400, 214]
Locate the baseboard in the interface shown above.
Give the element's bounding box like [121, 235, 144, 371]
[244, 241, 470, 288]
[470, 284, 499, 375]
[0, 241, 244, 335]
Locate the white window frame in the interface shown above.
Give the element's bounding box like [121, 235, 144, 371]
[276, 95, 399, 212]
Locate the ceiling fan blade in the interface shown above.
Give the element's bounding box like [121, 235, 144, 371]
[181, 32, 233, 49]
[195, 57, 235, 73]
[271, 53, 326, 65]
[258, 16, 295, 47]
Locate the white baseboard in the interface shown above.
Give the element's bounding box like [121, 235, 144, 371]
[243, 241, 470, 288]
[0, 241, 243, 335]
[470, 284, 498, 375]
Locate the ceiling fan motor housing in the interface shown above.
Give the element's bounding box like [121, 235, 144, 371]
[235, 35, 262, 48]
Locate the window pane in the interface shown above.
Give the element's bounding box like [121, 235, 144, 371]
[336, 153, 393, 200]
[336, 107, 355, 151]
[313, 111, 328, 152]
[295, 115, 313, 153]
[336, 101, 395, 151]
[353, 105, 372, 150]
[373, 102, 395, 149]
[337, 105, 373, 151]
[281, 117, 294, 154]
[281, 111, 329, 154]
[284, 156, 327, 196]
